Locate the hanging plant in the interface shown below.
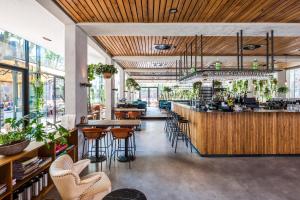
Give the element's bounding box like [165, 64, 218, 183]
[88, 64, 97, 82]
[31, 74, 44, 112]
[126, 78, 140, 91]
[95, 63, 118, 79]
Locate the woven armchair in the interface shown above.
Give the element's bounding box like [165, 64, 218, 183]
[50, 155, 111, 200]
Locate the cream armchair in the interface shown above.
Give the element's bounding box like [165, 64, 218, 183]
[50, 155, 111, 200]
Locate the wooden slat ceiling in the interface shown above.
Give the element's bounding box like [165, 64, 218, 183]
[56, 0, 300, 23]
[96, 36, 300, 56]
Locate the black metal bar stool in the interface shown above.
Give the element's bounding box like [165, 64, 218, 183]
[82, 128, 110, 170]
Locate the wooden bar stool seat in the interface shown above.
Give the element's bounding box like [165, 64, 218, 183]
[109, 128, 135, 169]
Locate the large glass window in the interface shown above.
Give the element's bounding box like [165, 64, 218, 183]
[0, 28, 65, 125]
[0, 67, 23, 129]
[40, 47, 64, 72]
[90, 76, 105, 105]
[0, 29, 26, 68]
[287, 68, 300, 98]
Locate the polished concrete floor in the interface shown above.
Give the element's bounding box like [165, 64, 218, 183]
[46, 120, 300, 200]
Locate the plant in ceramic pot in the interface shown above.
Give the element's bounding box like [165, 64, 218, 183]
[95, 63, 118, 79]
[0, 112, 70, 156]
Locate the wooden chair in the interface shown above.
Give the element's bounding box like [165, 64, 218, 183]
[109, 128, 134, 169]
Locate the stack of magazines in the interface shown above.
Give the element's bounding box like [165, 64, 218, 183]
[0, 184, 7, 195]
[13, 157, 52, 180]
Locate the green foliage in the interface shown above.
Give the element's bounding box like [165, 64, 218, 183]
[126, 78, 140, 91]
[277, 85, 289, 94]
[0, 112, 70, 147]
[95, 63, 118, 75]
[192, 81, 202, 97]
[213, 80, 222, 88]
[88, 64, 97, 82]
[163, 86, 172, 93]
[31, 75, 44, 112]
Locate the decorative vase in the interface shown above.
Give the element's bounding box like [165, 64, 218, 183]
[103, 72, 112, 79]
[0, 140, 30, 156]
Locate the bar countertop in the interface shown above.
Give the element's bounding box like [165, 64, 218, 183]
[174, 102, 300, 113]
[173, 102, 300, 156]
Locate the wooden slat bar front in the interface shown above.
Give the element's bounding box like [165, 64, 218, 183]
[173, 103, 300, 155]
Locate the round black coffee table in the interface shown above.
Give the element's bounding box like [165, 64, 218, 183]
[103, 188, 147, 200]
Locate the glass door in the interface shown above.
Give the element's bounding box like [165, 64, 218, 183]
[55, 77, 65, 123]
[149, 88, 158, 107]
[139, 87, 158, 107]
[0, 67, 23, 129]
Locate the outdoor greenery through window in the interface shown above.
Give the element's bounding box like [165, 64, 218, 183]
[0, 28, 65, 131]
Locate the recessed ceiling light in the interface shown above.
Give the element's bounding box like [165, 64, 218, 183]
[243, 44, 262, 50]
[169, 8, 177, 14]
[42, 36, 52, 42]
[153, 44, 172, 50]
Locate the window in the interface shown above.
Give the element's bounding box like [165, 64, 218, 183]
[0, 29, 26, 68]
[287, 68, 300, 98]
[0, 68, 23, 129]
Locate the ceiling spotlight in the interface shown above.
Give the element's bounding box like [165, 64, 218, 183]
[169, 8, 177, 14]
[243, 44, 262, 50]
[42, 36, 52, 42]
[153, 44, 172, 50]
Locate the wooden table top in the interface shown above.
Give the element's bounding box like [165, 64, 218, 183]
[114, 108, 146, 112]
[77, 120, 141, 127]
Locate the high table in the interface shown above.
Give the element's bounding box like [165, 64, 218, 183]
[77, 120, 141, 162]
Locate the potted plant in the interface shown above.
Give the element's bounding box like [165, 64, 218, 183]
[277, 85, 289, 95]
[126, 78, 140, 91]
[0, 112, 70, 156]
[95, 63, 118, 79]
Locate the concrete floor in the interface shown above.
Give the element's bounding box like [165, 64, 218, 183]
[46, 120, 300, 200]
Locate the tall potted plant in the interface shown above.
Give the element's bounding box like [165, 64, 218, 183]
[0, 113, 70, 156]
[96, 63, 118, 79]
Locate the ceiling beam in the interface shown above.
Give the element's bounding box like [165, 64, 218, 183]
[79, 23, 300, 37]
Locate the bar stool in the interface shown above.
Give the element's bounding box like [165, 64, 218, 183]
[82, 128, 109, 170]
[109, 128, 134, 169]
[126, 111, 141, 152]
[173, 117, 192, 153]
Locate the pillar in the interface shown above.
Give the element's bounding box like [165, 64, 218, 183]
[104, 57, 114, 119]
[64, 25, 88, 123]
[119, 67, 125, 99]
[64, 25, 88, 160]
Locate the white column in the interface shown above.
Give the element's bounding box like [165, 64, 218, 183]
[65, 25, 88, 123]
[119, 67, 125, 99]
[277, 70, 287, 98]
[104, 57, 114, 119]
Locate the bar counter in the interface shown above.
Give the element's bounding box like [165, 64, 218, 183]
[173, 102, 300, 156]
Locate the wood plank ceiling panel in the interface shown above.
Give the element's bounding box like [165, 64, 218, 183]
[56, 0, 300, 23]
[95, 36, 300, 56]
